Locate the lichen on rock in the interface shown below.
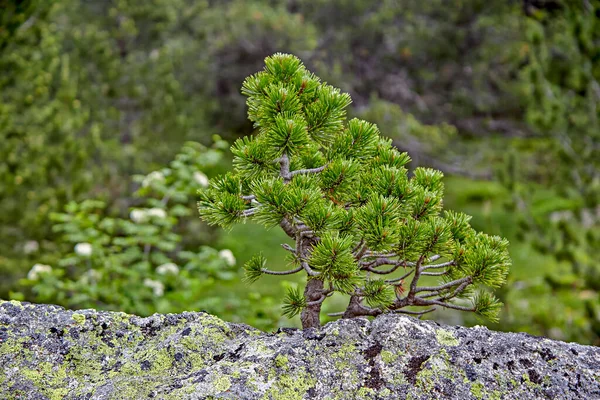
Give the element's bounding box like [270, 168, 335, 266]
[1, 301, 599, 399]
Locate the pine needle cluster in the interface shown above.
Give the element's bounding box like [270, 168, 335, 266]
[199, 53, 511, 328]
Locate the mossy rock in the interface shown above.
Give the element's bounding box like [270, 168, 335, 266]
[1, 301, 599, 399]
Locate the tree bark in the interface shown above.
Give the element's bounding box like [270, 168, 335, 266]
[300, 278, 324, 329]
[342, 295, 381, 319]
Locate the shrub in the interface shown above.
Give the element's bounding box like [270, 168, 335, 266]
[198, 53, 511, 329]
[19, 139, 238, 316]
[501, 1, 600, 343]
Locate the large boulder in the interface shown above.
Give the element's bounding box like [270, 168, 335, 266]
[0, 300, 598, 399]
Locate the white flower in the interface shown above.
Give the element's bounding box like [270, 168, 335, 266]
[74, 242, 93, 257]
[218, 249, 236, 266]
[27, 264, 52, 280]
[549, 210, 572, 223]
[142, 171, 165, 188]
[147, 208, 167, 219]
[130, 209, 148, 223]
[83, 269, 102, 282]
[193, 171, 209, 187]
[23, 240, 39, 254]
[156, 263, 179, 275]
[143, 278, 165, 297]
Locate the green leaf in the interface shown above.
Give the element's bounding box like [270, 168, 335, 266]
[473, 290, 503, 323]
[243, 253, 267, 284]
[304, 84, 352, 145]
[444, 210, 473, 243]
[263, 114, 310, 156]
[319, 158, 359, 203]
[413, 167, 444, 193]
[421, 216, 454, 257]
[362, 279, 394, 309]
[368, 165, 410, 200]
[308, 232, 361, 293]
[395, 218, 427, 260]
[460, 233, 511, 287]
[282, 286, 306, 318]
[231, 135, 279, 182]
[355, 194, 403, 252]
[330, 118, 379, 160]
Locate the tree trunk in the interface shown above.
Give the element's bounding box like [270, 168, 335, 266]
[300, 278, 324, 329]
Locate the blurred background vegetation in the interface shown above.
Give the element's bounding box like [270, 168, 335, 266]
[1, 0, 598, 344]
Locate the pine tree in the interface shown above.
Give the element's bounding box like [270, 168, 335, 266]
[198, 53, 511, 329]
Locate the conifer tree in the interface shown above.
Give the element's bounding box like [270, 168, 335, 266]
[199, 53, 511, 329]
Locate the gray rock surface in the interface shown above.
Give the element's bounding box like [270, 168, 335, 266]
[0, 300, 598, 399]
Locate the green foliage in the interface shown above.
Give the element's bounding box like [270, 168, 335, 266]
[243, 253, 267, 284]
[502, 0, 600, 344]
[296, 0, 523, 129]
[199, 54, 511, 328]
[17, 139, 242, 316]
[0, 0, 319, 297]
[282, 286, 306, 318]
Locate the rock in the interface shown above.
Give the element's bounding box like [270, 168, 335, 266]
[0, 300, 599, 399]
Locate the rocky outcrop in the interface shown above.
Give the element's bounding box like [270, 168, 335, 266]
[0, 300, 599, 399]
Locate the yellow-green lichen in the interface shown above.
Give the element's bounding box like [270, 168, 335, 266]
[20, 362, 69, 400]
[262, 366, 316, 400]
[380, 349, 398, 364]
[356, 387, 376, 398]
[0, 299, 24, 309]
[435, 329, 459, 347]
[521, 372, 540, 389]
[354, 386, 391, 399]
[471, 382, 485, 399]
[330, 342, 360, 387]
[275, 354, 289, 369]
[71, 313, 86, 325]
[415, 368, 435, 391]
[212, 375, 232, 393]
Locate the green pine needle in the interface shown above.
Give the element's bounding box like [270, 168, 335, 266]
[243, 253, 267, 284]
[282, 286, 306, 318]
[362, 279, 395, 309]
[473, 290, 503, 323]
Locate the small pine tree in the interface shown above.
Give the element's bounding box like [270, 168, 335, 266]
[198, 53, 511, 329]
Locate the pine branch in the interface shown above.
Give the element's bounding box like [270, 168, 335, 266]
[363, 251, 397, 258]
[385, 268, 415, 284]
[393, 308, 436, 316]
[281, 243, 295, 253]
[364, 262, 404, 275]
[407, 255, 425, 300]
[422, 299, 475, 312]
[421, 270, 448, 276]
[278, 153, 291, 182]
[327, 311, 345, 317]
[434, 280, 471, 302]
[290, 164, 328, 177]
[261, 266, 303, 276]
[352, 239, 365, 254]
[306, 295, 326, 306]
[242, 208, 259, 217]
[301, 261, 320, 277]
[414, 277, 471, 294]
[279, 218, 296, 239]
[421, 260, 455, 270]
